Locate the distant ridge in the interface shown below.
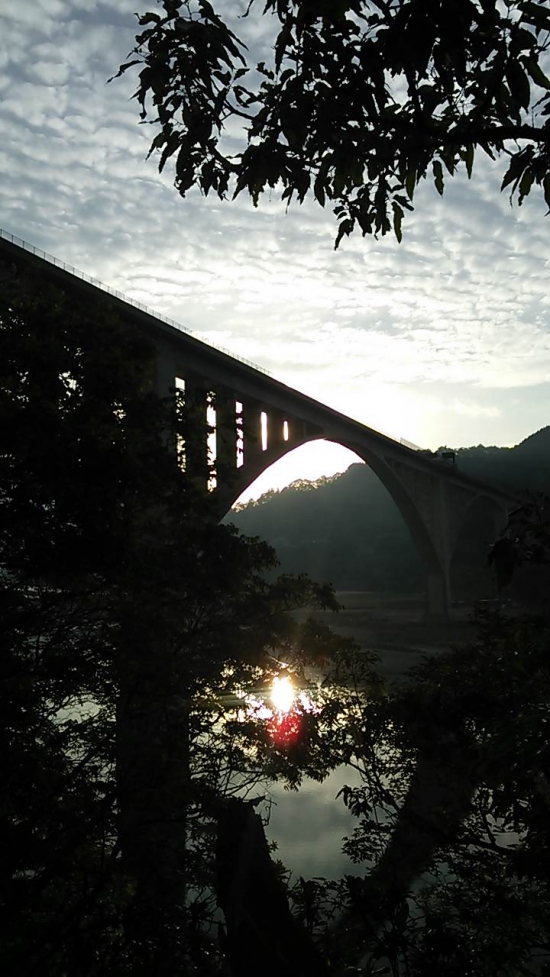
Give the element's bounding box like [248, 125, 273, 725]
[228, 428, 550, 595]
[513, 425, 550, 455]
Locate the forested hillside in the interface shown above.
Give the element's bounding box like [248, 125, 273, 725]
[441, 426, 550, 493]
[227, 427, 550, 596]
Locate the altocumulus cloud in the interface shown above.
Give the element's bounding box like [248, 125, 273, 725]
[452, 401, 502, 420]
[0, 0, 549, 460]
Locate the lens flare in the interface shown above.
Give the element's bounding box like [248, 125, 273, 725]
[269, 710, 302, 748]
[270, 674, 295, 713]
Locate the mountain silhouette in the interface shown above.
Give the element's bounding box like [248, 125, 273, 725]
[226, 428, 550, 597]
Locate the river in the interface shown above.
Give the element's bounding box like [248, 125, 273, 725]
[266, 764, 367, 880]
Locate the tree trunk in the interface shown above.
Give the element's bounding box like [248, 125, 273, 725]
[216, 797, 331, 977]
[116, 651, 191, 976]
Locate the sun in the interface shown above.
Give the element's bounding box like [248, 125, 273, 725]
[270, 674, 295, 713]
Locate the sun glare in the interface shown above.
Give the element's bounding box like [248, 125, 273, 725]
[271, 675, 295, 713]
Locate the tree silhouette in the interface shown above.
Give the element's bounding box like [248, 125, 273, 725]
[0, 256, 366, 975]
[115, 0, 550, 245]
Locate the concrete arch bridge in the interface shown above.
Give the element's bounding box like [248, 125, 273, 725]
[1, 232, 516, 619]
[162, 361, 512, 620]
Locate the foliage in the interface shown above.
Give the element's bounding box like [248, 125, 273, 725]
[284, 608, 550, 975]
[0, 258, 375, 975]
[488, 490, 550, 590]
[4, 259, 550, 976]
[507, 491, 550, 564]
[115, 0, 550, 245]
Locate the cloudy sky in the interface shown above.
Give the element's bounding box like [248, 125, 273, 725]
[1, 0, 549, 499]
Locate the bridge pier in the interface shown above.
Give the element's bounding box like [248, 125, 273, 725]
[425, 564, 452, 621]
[155, 350, 175, 400]
[425, 478, 453, 620]
[184, 375, 210, 493]
[214, 389, 238, 485]
[240, 398, 264, 469]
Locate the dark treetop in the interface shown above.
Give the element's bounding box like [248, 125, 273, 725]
[115, 0, 550, 245]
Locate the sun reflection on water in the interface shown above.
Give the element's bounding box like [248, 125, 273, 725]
[270, 674, 295, 713]
[233, 671, 319, 747]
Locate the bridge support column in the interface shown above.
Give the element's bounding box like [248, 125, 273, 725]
[426, 478, 452, 620]
[240, 398, 263, 470]
[155, 350, 175, 401]
[266, 409, 287, 452]
[184, 375, 209, 493]
[215, 389, 237, 489]
[152, 349, 177, 453]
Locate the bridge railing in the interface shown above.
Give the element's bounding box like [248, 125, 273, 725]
[1, 228, 421, 452]
[0, 228, 271, 377]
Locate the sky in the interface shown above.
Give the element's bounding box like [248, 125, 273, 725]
[1, 0, 549, 502]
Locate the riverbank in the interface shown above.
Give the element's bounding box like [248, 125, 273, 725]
[311, 591, 479, 682]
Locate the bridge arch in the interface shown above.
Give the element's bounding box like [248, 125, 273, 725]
[218, 433, 445, 615]
[178, 388, 516, 619]
[217, 435, 318, 513]
[335, 438, 442, 582]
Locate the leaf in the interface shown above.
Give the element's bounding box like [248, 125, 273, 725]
[518, 167, 534, 205]
[107, 60, 140, 83]
[405, 170, 416, 202]
[274, 21, 293, 73]
[506, 60, 531, 110]
[501, 146, 534, 198]
[520, 0, 550, 33]
[433, 160, 444, 196]
[441, 152, 456, 176]
[464, 144, 474, 179]
[314, 179, 326, 208]
[524, 55, 550, 91]
[501, 153, 525, 191]
[293, 168, 310, 203]
[394, 194, 414, 211]
[137, 12, 162, 26]
[147, 130, 166, 158]
[512, 25, 538, 55]
[333, 170, 347, 198]
[200, 0, 216, 19]
[334, 218, 354, 250]
[351, 160, 364, 187]
[544, 174, 550, 211]
[479, 141, 496, 160]
[392, 202, 403, 243]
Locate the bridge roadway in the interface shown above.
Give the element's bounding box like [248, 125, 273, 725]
[0, 231, 516, 619]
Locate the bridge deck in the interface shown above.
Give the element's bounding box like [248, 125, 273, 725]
[0, 230, 516, 506]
